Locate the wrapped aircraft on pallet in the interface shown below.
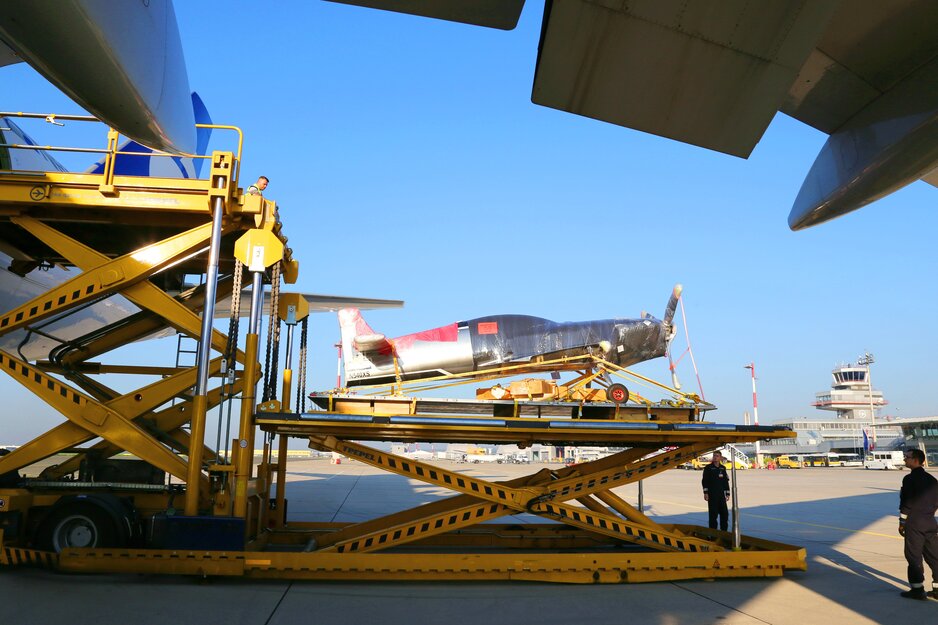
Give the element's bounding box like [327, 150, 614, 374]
[339, 286, 682, 387]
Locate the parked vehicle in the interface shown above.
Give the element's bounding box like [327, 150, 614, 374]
[864, 450, 905, 470]
[776, 455, 804, 469]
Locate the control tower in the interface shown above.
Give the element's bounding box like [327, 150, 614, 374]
[813, 362, 887, 420]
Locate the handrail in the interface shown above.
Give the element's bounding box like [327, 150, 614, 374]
[197, 123, 243, 183]
[0, 112, 99, 122]
[0, 113, 243, 180]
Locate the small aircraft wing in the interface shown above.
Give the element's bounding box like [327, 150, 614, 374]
[352, 332, 393, 354]
[213, 292, 403, 320]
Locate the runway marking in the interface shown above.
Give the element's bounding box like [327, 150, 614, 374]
[647, 498, 903, 540]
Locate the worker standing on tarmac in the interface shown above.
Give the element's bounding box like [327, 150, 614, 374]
[898, 448, 938, 600]
[702, 450, 731, 531]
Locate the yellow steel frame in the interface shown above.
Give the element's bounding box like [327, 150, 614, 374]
[1, 431, 806, 583]
[0, 119, 287, 515]
[0, 117, 805, 584]
[305, 437, 719, 554]
[353, 353, 702, 408]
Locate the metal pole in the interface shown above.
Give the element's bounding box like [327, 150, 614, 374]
[281, 324, 295, 412]
[637, 480, 644, 512]
[249, 272, 264, 335]
[273, 323, 295, 527]
[730, 447, 740, 549]
[233, 271, 264, 518]
[745, 363, 761, 467]
[335, 343, 343, 390]
[866, 355, 876, 447]
[184, 177, 225, 517]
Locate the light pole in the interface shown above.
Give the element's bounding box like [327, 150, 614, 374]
[335, 342, 343, 390]
[744, 363, 761, 467]
[857, 352, 876, 447]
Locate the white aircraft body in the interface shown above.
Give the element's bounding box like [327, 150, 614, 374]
[1, 1, 401, 364]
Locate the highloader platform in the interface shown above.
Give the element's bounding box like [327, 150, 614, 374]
[0, 114, 805, 584]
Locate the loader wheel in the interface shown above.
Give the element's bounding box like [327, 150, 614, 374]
[607, 383, 629, 404]
[36, 500, 122, 552]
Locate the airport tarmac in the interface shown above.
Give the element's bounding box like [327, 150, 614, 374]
[3, 459, 936, 625]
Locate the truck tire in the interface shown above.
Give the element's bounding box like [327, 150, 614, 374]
[36, 501, 120, 551]
[35, 495, 135, 552]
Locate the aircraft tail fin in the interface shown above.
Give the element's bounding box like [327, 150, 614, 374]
[86, 92, 213, 178]
[0, 117, 69, 172]
[338, 308, 395, 386]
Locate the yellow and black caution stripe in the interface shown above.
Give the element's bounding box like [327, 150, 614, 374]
[0, 351, 85, 406]
[1, 545, 58, 569]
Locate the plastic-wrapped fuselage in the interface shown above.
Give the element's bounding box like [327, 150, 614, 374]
[340, 309, 669, 387]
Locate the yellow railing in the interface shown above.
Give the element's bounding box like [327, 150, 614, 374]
[0, 112, 242, 181]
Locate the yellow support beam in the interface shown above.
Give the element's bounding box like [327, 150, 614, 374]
[11, 216, 243, 362]
[0, 351, 189, 481]
[305, 437, 716, 554]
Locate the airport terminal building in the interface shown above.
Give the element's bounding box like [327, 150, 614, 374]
[895, 416, 938, 465]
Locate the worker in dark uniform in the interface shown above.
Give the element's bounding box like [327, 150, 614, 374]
[898, 448, 938, 600]
[701, 450, 731, 531]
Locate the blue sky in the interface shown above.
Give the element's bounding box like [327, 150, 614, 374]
[3, 1, 936, 444]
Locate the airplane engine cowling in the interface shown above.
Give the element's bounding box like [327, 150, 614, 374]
[612, 319, 668, 368]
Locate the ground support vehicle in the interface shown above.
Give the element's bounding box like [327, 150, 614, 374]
[0, 117, 805, 583]
[864, 450, 905, 470]
[776, 455, 805, 469]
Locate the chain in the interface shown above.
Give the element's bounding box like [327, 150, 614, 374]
[296, 316, 308, 413]
[262, 261, 282, 402]
[225, 259, 244, 370]
[217, 259, 243, 463]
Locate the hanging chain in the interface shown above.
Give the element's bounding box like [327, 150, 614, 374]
[225, 259, 244, 371]
[216, 259, 243, 463]
[296, 316, 308, 413]
[262, 261, 282, 402]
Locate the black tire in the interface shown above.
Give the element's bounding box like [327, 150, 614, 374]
[36, 501, 122, 552]
[607, 383, 629, 404]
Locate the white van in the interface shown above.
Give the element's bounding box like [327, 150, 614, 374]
[864, 450, 905, 470]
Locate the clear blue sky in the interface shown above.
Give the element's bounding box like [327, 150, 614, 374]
[3, 1, 936, 444]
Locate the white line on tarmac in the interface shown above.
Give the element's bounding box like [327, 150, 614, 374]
[647, 498, 903, 540]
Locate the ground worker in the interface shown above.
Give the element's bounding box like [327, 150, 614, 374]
[898, 448, 938, 600]
[702, 450, 730, 531]
[247, 175, 268, 195]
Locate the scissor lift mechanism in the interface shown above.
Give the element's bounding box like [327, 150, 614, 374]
[0, 117, 804, 583]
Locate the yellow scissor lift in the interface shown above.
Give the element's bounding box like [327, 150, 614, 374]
[0, 114, 294, 565]
[0, 115, 804, 583]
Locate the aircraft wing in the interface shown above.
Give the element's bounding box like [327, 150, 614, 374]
[532, 1, 837, 159]
[0, 38, 17, 68]
[326, 0, 525, 30]
[328, 0, 938, 230]
[214, 292, 404, 319]
[0, 0, 196, 153]
[532, 1, 938, 229]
